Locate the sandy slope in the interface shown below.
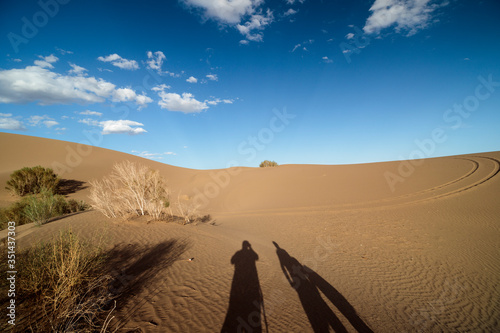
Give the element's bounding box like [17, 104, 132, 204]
[1, 132, 499, 332]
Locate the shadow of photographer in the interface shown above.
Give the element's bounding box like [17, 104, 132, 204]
[273, 241, 373, 333]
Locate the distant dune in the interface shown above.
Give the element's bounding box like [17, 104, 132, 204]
[1, 132, 499, 332]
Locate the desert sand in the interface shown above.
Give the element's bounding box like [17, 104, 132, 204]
[1, 132, 499, 332]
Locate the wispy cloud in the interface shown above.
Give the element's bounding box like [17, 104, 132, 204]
[206, 74, 218, 81]
[28, 115, 59, 128]
[322, 56, 333, 63]
[34, 54, 59, 69]
[97, 53, 139, 70]
[68, 63, 88, 76]
[186, 76, 198, 83]
[363, 0, 448, 36]
[79, 110, 102, 116]
[131, 150, 177, 160]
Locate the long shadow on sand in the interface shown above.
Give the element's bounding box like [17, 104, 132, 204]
[103, 239, 190, 322]
[221, 241, 267, 333]
[58, 179, 88, 195]
[273, 242, 373, 333]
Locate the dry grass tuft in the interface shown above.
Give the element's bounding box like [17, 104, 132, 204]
[0, 230, 114, 332]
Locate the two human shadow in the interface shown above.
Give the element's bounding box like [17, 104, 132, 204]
[222, 241, 373, 333]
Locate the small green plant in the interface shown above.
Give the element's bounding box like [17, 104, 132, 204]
[259, 160, 278, 168]
[23, 189, 64, 226]
[6, 165, 60, 196]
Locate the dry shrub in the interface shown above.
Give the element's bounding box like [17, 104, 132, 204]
[89, 161, 169, 220]
[259, 160, 278, 168]
[174, 195, 200, 225]
[0, 230, 113, 332]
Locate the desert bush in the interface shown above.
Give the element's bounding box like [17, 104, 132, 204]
[259, 160, 278, 168]
[0, 193, 89, 230]
[22, 189, 70, 226]
[174, 195, 200, 225]
[0, 199, 30, 229]
[6, 165, 60, 196]
[89, 161, 169, 220]
[0, 230, 112, 332]
[68, 199, 90, 213]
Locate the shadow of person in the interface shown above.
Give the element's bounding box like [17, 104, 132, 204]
[273, 241, 348, 333]
[222, 241, 266, 333]
[305, 265, 374, 333]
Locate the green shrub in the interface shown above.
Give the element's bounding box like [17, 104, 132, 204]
[23, 190, 61, 226]
[259, 160, 278, 168]
[0, 195, 90, 230]
[0, 199, 30, 229]
[6, 165, 60, 196]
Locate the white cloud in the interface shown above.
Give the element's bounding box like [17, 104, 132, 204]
[322, 56, 333, 63]
[158, 92, 208, 113]
[206, 98, 233, 106]
[183, 0, 273, 42]
[186, 76, 198, 83]
[28, 115, 59, 128]
[236, 9, 273, 42]
[346, 32, 355, 39]
[285, 0, 305, 4]
[100, 120, 146, 135]
[68, 63, 88, 76]
[239, 40, 250, 45]
[112, 88, 153, 109]
[283, 8, 297, 16]
[0, 114, 25, 131]
[56, 47, 73, 55]
[0, 61, 152, 108]
[132, 151, 177, 160]
[151, 84, 171, 91]
[363, 0, 446, 36]
[44, 120, 59, 128]
[34, 54, 59, 69]
[182, 0, 263, 24]
[12, 58, 22, 62]
[79, 110, 102, 116]
[291, 43, 301, 52]
[97, 54, 139, 70]
[206, 74, 218, 81]
[146, 51, 166, 74]
[78, 118, 100, 126]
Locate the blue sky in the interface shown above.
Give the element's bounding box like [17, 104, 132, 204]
[1, 0, 499, 169]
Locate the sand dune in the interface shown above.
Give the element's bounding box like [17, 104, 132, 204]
[1, 132, 499, 332]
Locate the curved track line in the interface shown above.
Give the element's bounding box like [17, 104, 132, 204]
[214, 156, 500, 217]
